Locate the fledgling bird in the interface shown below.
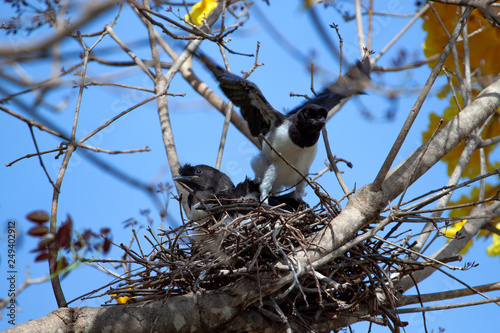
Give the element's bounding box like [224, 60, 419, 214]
[174, 164, 269, 243]
[174, 164, 305, 227]
[174, 164, 248, 253]
[173, 164, 235, 227]
[217, 176, 260, 202]
[174, 163, 309, 259]
[218, 176, 307, 212]
[198, 53, 370, 201]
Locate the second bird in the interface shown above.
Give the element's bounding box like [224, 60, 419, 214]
[198, 54, 329, 201]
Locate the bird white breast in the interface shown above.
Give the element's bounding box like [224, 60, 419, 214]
[258, 119, 318, 191]
[190, 203, 208, 222]
[188, 203, 210, 242]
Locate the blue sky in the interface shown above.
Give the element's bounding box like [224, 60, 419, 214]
[1, 1, 499, 331]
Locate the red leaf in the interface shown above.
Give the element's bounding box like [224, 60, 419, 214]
[56, 215, 73, 250]
[30, 246, 46, 253]
[82, 229, 98, 242]
[100, 227, 111, 234]
[74, 239, 84, 251]
[35, 252, 52, 262]
[103, 237, 111, 254]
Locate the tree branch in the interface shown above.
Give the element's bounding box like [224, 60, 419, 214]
[396, 201, 500, 292]
[398, 282, 500, 307]
[0, 1, 120, 56]
[372, 7, 473, 191]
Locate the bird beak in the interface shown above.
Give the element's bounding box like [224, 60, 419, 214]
[173, 175, 198, 189]
[312, 116, 326, 126]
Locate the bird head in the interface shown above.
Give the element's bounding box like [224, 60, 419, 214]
[174, 164, 234, 194]
[298, 104, 327, 130]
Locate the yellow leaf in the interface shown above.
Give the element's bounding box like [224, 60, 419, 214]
[486, 225, 500, 256]
[421, 2, 500, 256]
[445, 187, 500, 254]
[110, 286, 134, 304]
[116, 295, 132, 304]
[184, 0, 218, 26]
[444, 219, 472, 254]
[422, 97, 500, 179]
[421, 4, 500, 180]
[422, 3, 500, 78]
[110, 293, 131, 304]
[444, 219, 466, 238]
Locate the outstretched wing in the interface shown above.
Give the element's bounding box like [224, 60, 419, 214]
[197, 53, 284, 137]
[289, 57, 371, 114]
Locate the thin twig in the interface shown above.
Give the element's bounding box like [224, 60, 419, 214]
[374, 3, 430, 62]
[321, 127, 351, 197]
[27, 125, 58, 192]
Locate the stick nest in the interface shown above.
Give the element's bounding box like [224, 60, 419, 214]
[97, 191, 437, 329]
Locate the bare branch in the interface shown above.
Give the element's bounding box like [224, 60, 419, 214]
[394, 296, 500, 314]
[397, 201, 500, 292]
[372, 7, 473, 191]
[354, 0, 366, 57]
[373, 3, 430, 62]
[105, 25, 155, 80]
[399, 282, 500, 306]
[152, 30, 259, 147]
[0, 1, 120, 56]
[321, 127, 351, 197]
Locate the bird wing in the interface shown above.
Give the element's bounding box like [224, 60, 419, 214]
[289, 57, 371, 114]
[218, 177, 260, 200]
[197, 53, 284, 137]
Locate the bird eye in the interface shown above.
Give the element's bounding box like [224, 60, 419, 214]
[196, 168, 202, 174]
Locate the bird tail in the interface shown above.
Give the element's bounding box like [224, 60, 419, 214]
[332, 56, 372, 96]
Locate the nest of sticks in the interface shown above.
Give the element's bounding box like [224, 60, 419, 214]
[95, 186, 452, 329]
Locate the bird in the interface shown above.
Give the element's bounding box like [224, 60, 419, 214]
[197, 53, 370, 201]
[173, 164, 235, 241]
[173, 164, 235, 208]
[218, 176, 307, 212]
[173, 164, 305, 237]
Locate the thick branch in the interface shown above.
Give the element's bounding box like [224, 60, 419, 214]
[6, 296, 377, 333]
[260, 73, 500, 309]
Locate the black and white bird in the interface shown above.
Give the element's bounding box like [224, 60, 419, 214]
[173, 164, 304, 232]
[173, 163, 304, 259]
[173, 163, 234, 217]
[219, 176, 306, 212]
[173, 164, 234, 238]
[198, 54, 370, 201]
